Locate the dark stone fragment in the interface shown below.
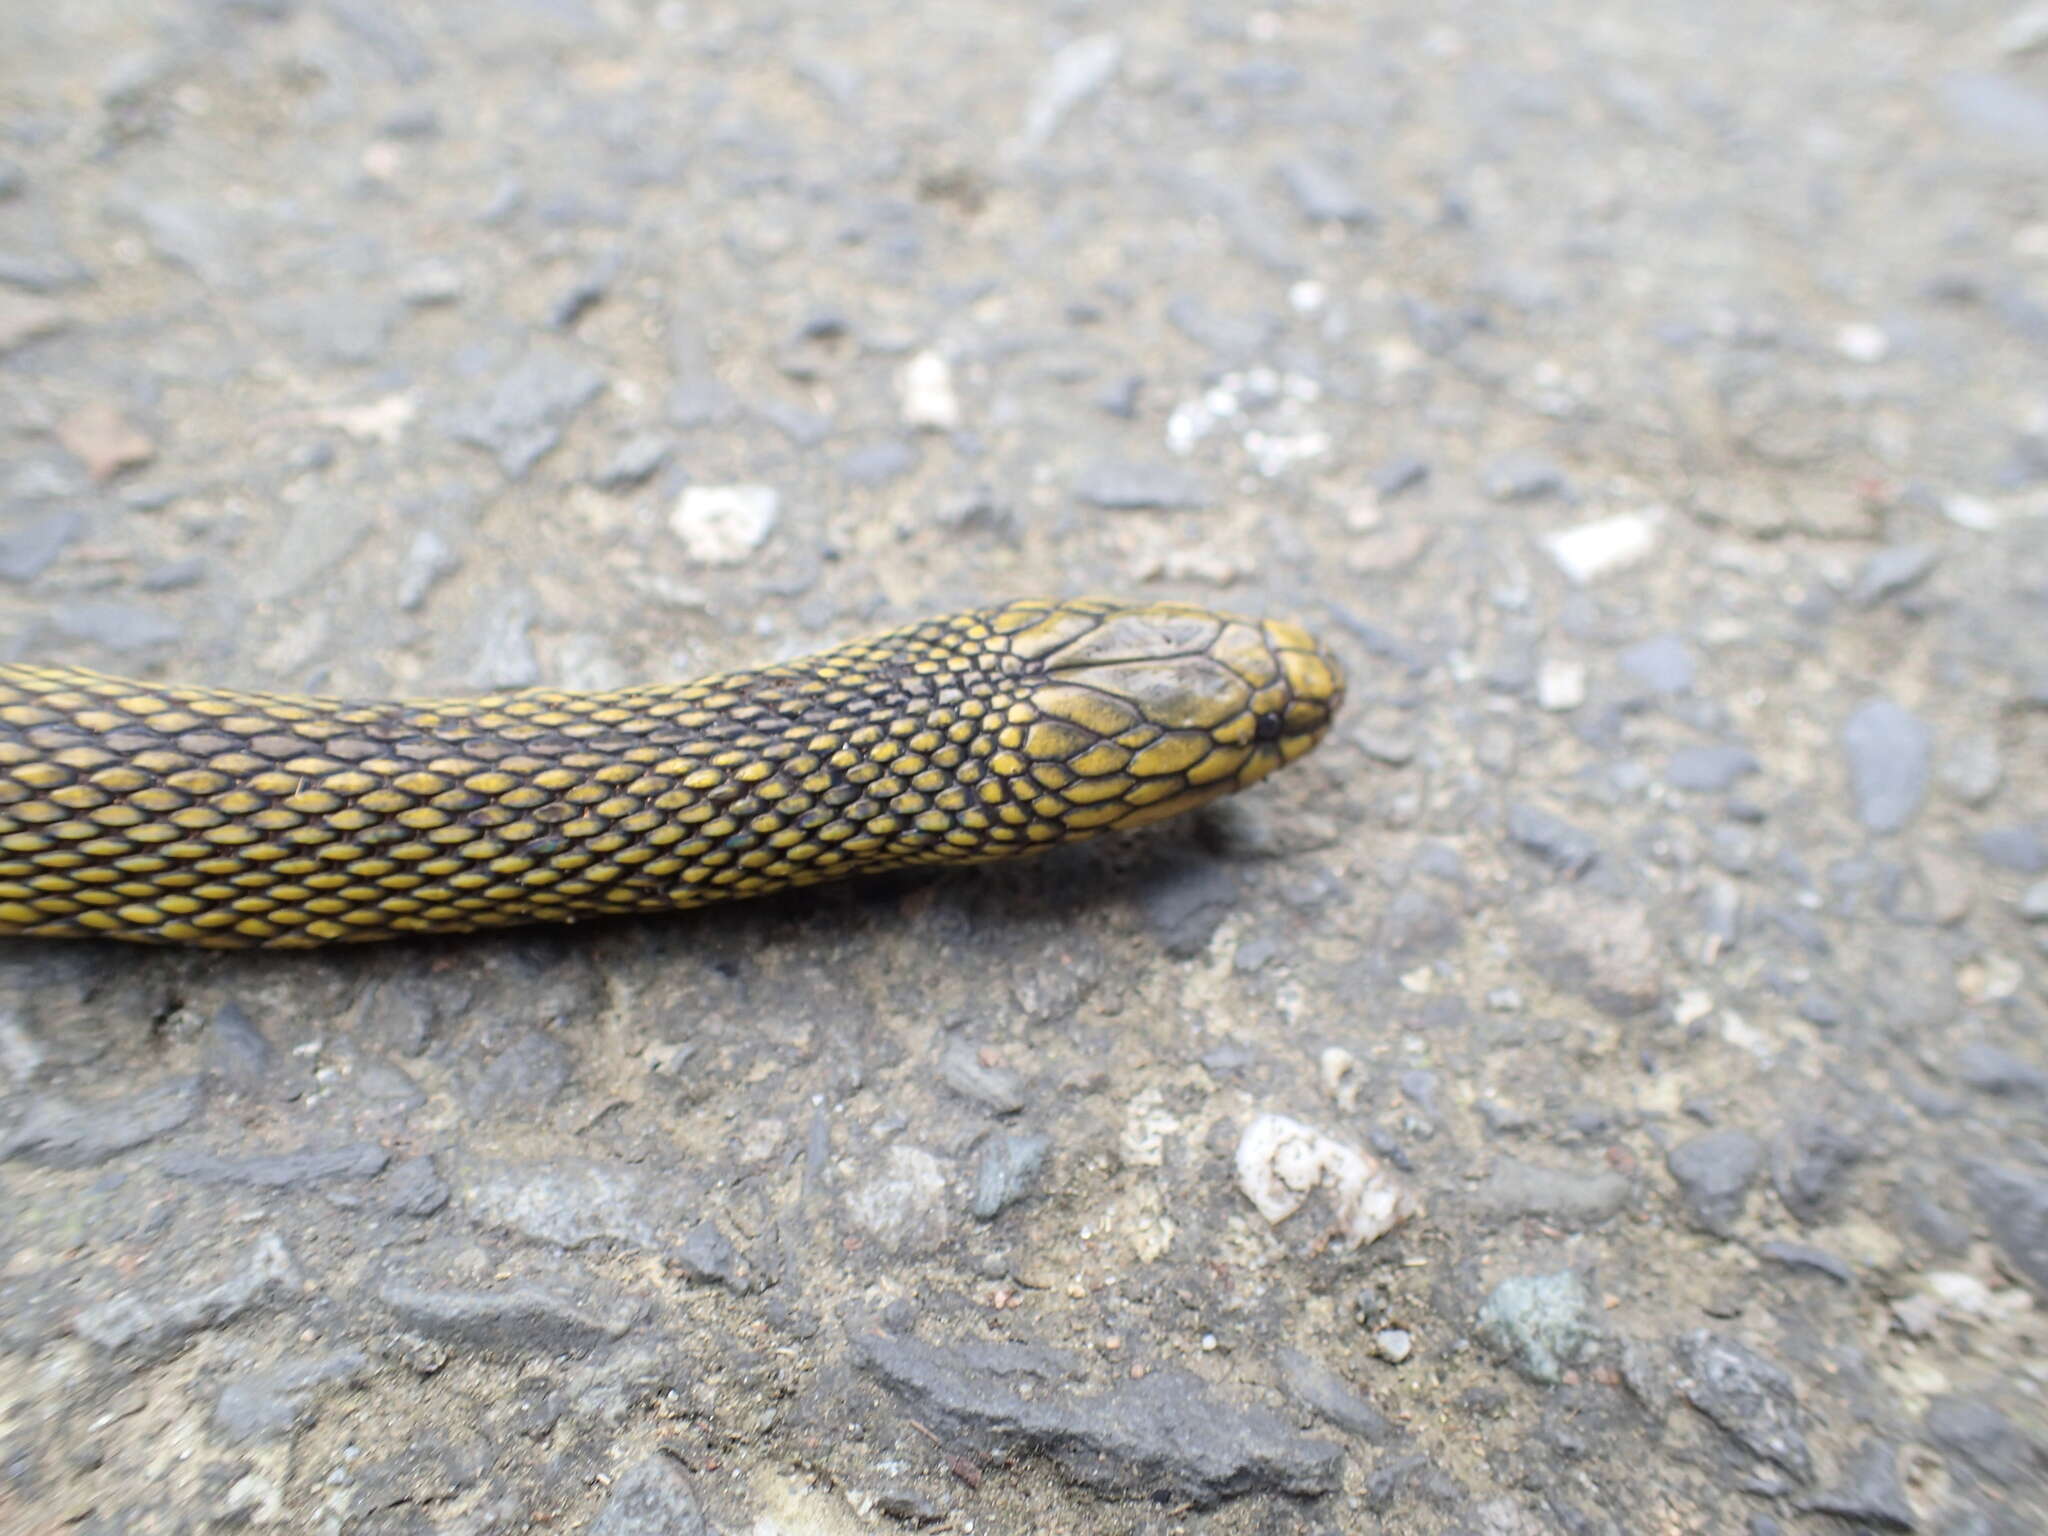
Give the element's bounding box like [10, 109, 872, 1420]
[1667, 744, 1760, 793]
[668, 317, 735, 426]
[970, 1131, 1049, 1219]
[1754, 1240, 1853, 1284]
[1274, 1347, 1398, 1443]
[1667, 1130, 1763, 1236]
[463, 1029, 573, 1113]
[1771, 1116, 1862, 1226]
[381, 1154, 450, 1217]
[840, 437, 917, 486]
[851, 1328, 1341, 1505]
[675, 1221, 748, 1291]
[1376, 885, 1461, 958]
[73, 1231, 300, 1363]
[1925, 1396, 2034, 1487]
[1842, 697, 1932, 834]
[938, 1039, 1026, 1114]
[51, 601, 181, 653]
[1965, 1161, 2048, 1295]
[592, 432, 671, 491]
[1506, 802, 1600, 876]
[1799, 1439, 1915, 1530]
[212, 1351, 368, 1445]
[1094, 373, 1141, 417]
[1976, 824, 2048, 875]
[201, 1002, 275, 1090]
[1618, 634, 1697, 694]
[1277, 157, 1374, 224]
[1953, 1043, 2048, 1097]
[756, 399, 830, 445]
[1164, 295, 1276, 360]
[160, 1141, 388, 1188]
[1796, 988, 1846, 1028]
[1073, 458, 1211, 510]
[0, 509, 81, 582]
[140, 555, 207, 591]
[1372, 455, 1430, 499]
[1474, 1156, 1630, 1229]
[1136, 851, 1239, 958]
[1897, 1186, 1973, 1253]
[871, 1489, 942, 1525]
[0, 249, 91, 292]
[1480, 454, 1568, 501]
[1227, 60, 1301, 94]
[377, 1275, 646, 1358]
[589, 1454, 713, 1535]
[550, 251, 622, 328]
[2, 1075, 201, 1168]
[1517, 890, 1662, 1016]
[1672, 1329, 1812, 1483]
[1850, 544, 1940, 608]
[446, 351, 607, 479]
[1363, 1452, 1467, 1510]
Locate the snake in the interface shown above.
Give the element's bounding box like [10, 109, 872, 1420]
[0, 597, 1342, 947]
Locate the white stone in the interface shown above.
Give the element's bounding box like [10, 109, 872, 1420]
[1536, 658, 1586, 711]
[1834, 322, 1890, 363]
[670, 484, 779, 566]
[898, 350, 960, 430]
[1234, 1112, 1421, 1251]
[1288, 279, 1327, 313]
[1541, 510, 1661, 585]
[1941, 492, 2002, 531]
[1374, 1327, 1413, 1363]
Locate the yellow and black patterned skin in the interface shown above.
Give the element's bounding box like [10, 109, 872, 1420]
[0, 598, 1342, 947]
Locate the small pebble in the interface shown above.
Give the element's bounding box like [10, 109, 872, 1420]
[1841, 697, 1931, 833]
[670, 485, 779, 565]
[1536, 658, 1586, 711]
[1833, 322, 1890, 362]
[1542, 510, 1660, 584]
[898, 350, 960, 430]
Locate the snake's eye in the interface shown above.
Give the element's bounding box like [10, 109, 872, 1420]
[1253, 711, 1283, 742]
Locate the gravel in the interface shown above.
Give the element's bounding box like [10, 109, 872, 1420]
[1673, 1330, 1814, 1484]
[851, 1327, 1344, 1504]
[1071, 458, 1212, 511]
[1842, 697, 1933, 834]
[1274, 1347, 1399, 1442]
[1475, 1271, 1600, 1385]
[588, 1455, 715, 1536]
[1667, 1130, 1764, 1236]
[1965, 1162, 2048, 1295]
[377, 1272, 647, 1358]
[2, 1076, 202, 1168]
[1666, 744, 1760, 793]
[1474, 1156, 1631, 1229]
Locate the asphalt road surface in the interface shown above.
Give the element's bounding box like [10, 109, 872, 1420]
[2, 2, 2046, 1532]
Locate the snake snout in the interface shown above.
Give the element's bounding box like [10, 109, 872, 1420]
[1259, 616, 1344, 763]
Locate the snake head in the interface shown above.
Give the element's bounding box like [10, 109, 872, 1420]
[991, 598, 1344, 834]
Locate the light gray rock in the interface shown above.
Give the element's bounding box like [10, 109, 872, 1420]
[1842, 697, 1931, 833]
[1476, 1271, 1600, 1385]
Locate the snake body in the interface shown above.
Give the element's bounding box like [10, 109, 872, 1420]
[0, 598, 1341, 947]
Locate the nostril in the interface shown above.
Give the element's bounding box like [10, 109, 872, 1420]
[1254, 711, 1284, 742]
